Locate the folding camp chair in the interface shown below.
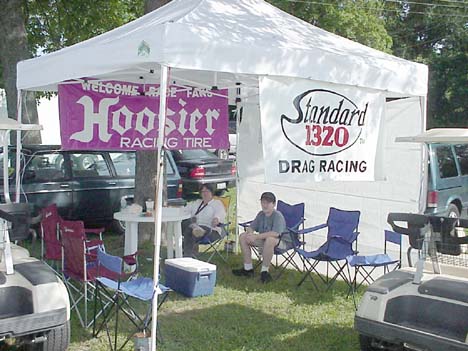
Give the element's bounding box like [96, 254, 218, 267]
[39, 204, 105, 271]
[346, 229, 402, 307]
[196, 195, 231, 263]
[239, 200, 305, 278]
[92, 248, 171, 351]
[60, 219, 106, 328]
[296, 207, 360, 291]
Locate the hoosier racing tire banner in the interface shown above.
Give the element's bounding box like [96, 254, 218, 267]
[259, 77, 384, 182]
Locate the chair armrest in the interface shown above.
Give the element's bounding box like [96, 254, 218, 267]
[239, 220, 253, 229]
[85, 227, 104, 235]
[85, 239, 104, 248]
[291, 223, 327, 235]
[123, 252, 138, 266]
[329, 232, 359, 245]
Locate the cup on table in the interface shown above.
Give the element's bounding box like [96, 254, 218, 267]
[145, 200, 154, 213]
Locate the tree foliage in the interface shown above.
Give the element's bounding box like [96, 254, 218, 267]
[383, 0, 468, 127]
[268, 0, 392, 52]
[25, 0, 143, 54]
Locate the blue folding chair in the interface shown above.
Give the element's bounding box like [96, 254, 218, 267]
[239, 200, 305, 279]
[346, 230, 402, 307]
[295, 207, 360, 291]
[92, 249, 171, 351]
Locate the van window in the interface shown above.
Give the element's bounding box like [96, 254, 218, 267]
[71, 153, 110, 178]
[111, 152, 135, 176]
[436, 146, 458, 179]
[454, 144, 468, 176]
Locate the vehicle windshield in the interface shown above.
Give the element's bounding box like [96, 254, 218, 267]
[172, 149, 217, 161]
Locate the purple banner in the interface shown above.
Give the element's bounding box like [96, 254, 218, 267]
[58, 80, 229, 150]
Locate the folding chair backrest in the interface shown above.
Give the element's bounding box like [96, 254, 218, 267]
[385, 229, 402, 259]
[277, 200, 305, 230]
[327, 207, 360, 243]
[40, 204, 62, 260]
[61, 220, 87, 279]
[42, 204, 61, 224]
[97, 249, 123, 276]
[385, 230, 402, 246]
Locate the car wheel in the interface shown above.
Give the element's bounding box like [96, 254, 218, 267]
[359, 334, 404, 351]
[447, 203, 460, 218]
[26, 321, 70, 351]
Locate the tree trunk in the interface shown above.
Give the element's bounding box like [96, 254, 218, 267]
[135, 0, 172, 243]
[0, 0, 41, 144]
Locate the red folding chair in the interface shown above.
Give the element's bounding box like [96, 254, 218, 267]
[60, 220, 105, 328]
[40, 204, 105, 271]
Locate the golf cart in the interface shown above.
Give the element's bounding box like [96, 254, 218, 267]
[0, 118, 70, 350]
[355, 213, 468, 351]
[355, 129, 468, 351]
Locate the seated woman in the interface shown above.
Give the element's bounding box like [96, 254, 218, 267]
[182, 184, 227, 257]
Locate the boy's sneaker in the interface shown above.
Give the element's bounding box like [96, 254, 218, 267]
[232, 268, 254, 277]
[260, 271, 272, 283]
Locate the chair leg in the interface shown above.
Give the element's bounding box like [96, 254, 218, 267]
[297, 260, 319, 291]
[114, 295, 119, 351]
[348, 264, 358, 310]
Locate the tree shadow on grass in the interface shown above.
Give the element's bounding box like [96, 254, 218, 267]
[204, 254, 362, 309]
[158, 303, 359, 351]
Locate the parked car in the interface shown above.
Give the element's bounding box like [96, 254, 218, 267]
[213, 107, 238, 159]
[425, 143, 468, 218]
[171, 149, 236, 196]
[0, 145, 184, 233]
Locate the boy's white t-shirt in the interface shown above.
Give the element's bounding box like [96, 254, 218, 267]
[185, 199, 226, 227]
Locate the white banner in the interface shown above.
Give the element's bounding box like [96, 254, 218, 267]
[259, 77, 385, 182]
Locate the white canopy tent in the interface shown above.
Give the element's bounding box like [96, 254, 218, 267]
[16, 0, 428, 349]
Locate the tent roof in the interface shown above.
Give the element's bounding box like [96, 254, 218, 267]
[395, 128, 468, 144]
[17, 0, 427, 96]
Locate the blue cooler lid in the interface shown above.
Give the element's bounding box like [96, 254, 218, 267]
[165, 257, 216, 272]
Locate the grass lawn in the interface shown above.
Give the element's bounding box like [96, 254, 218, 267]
[66, 241, 361, 351]
[14, 188, 362, 351]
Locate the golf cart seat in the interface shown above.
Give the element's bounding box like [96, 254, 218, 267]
[418, 277, 468, 303]
[0, 203, 31, 241]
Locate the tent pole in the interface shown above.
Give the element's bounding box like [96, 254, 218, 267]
[151, 64, 169, 351]
[2, 130, 11, 203]
[234, 82, 241, 254]
[14, 90, 23, 202]
[418, 96, 428, 215]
